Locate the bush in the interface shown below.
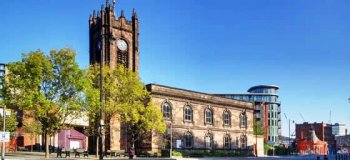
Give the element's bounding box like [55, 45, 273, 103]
[172, 150, 242, 157]
[161, 149, 170, 157]
[172, 150, 182, 157]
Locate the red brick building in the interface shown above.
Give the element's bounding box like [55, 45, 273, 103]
[296, 122, 335, 155]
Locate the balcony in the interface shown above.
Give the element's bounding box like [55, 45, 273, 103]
[255, 114, 261, 119]
[255, 105, 262, 110]
[278, 114, 281, 121]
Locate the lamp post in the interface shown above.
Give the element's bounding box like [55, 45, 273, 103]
[98, 29, 104, 160]
[170, 123, 172, 158]
[1, 104, 5, 160]
[255, 119, 257, 157]
[254, 103, 259, 157]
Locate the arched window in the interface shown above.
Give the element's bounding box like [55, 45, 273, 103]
[162, 102, 172, 120]
[117, 50, 128, 68]
[223, 134, 231, 149]
[184, 105, 192, 122]
[240, 112, 247, 128]
[205, 133, 213, 149]
[205, 108, 213, 124]
[185, 131, 193, 148]
[240, 135, 247, 149]
[223, 110, 231, 126]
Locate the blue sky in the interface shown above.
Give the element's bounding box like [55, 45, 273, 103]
[1, 0, 350, 137]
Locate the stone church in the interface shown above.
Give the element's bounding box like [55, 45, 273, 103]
[89, 1, 255, 154]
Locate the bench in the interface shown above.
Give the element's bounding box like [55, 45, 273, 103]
[147, 151, 158, 157]
[106, 150, 126, 157]
[106, 150, 115, 157]
[61, 148, 75, 158]
[57, 148, 63, 158]
[115, 150, 127, 157]
[75, 148, 88, 158]
[18, 146, 28, 151]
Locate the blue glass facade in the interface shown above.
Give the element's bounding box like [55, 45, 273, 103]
[216, 85, 281, 144]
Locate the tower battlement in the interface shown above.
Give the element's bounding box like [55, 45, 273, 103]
[89, 1, 139, 72]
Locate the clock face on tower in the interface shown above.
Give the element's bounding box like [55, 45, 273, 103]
[117, 39, 128, 51]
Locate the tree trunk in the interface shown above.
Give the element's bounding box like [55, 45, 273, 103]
[95, 136, 99, 158]
[102, 128, 106, 155]
[45, 133, 50, 158]
[31, 134, 33, 152]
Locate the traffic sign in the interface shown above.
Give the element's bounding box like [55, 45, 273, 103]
[0, 132, 10, 142]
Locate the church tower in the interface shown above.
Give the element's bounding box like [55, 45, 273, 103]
[89, 0, 139, 72]
[88, 0, 139, 151]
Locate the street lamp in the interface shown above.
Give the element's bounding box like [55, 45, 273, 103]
[98, 29, 104, 160]
[1, 104, 5, 160]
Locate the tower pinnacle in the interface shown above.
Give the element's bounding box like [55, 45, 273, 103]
[112, 0, 116, 12]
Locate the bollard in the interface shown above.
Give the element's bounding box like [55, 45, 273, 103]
[323, 154, 328, 160]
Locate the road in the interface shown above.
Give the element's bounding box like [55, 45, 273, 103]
[3, 152, 338, 160]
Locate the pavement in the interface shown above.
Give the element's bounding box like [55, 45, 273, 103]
[2, 152, 339, 160]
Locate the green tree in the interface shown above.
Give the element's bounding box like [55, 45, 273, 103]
[0, 114, 18, 132]
[23, 119, 42, 152]
[253, 119, 264, 135]
[4, 49, 85, 158]
[85, 65, 165, 152]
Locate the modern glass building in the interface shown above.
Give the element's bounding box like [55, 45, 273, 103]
[0, 63, 5, 102]
[216, 85, 281, 144]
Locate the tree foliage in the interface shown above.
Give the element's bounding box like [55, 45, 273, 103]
[4, 48, 85, 158]
[23, 119, 42, 152]
[85, 64, 165, 148]
[0, 113, 18, 132]
[253, 119, 264, 135]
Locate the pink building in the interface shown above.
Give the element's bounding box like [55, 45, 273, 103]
[58, 129, 87, 149]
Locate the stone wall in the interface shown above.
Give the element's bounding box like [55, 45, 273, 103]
[147, 84, 255, 152]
